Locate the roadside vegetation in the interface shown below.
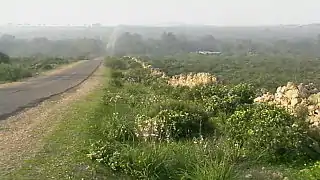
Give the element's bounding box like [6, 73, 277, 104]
[4, 56, 320, 179]
[141, 54, 320, 90]
[0, 52, 80, 83]
[85, 57, 320, 179]
[2, 25, 320, 179]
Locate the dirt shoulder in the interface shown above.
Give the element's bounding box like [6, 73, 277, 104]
[0, 64, 104, 174]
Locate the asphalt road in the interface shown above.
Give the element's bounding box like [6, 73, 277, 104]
[0, 59, 102, 120]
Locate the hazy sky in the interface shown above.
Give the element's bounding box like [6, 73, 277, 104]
[1, 0, 320, 26]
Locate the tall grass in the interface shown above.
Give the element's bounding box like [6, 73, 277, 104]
[86, 57, 320, 179]
[0, 64, 32, 82]
[0, 57, 74, 83]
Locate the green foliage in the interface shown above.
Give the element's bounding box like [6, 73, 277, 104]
[149, 54, 320, 90]
[196, 83, 255, 115]
[87, 57, 319, 179]
[0, 57, 74, 83]
[108, 69, 125, 87]
[226, 104, 308, 160]
[0, 52, 10, 64]
[111, 30, 320, 57]
[0, 64, 32, 82]
[123, 67, 156, 85]
[136, 100, 214, 141]
[88, 140, 237, 180]
[297, 161, 320, 180]
[161, 83, 255, 117]
[110, 70, 124, 79]
[42, 64, 54, 70]
[104, 57, 128, 70]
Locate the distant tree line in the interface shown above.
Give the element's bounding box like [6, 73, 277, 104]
[0, 51, 10, 64]
[109, 31, 320, 57]
[0, 34, 106, 57]
[144, 53, 320, 90]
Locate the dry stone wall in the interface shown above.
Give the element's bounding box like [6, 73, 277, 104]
[254, 82, 320, 128]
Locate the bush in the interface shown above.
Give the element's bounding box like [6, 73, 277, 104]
[42, 64, 54, 70]
[0, 64, 32, 82]
[108, 69, 125, 87]
[135, 100, 215, 141]
[110, 70, 124, 79]
[225, 103, 308, 160]
[123, 68, 154, 84]
[105, 58, 128, 70]
[173, 83, 255, 116]
[88, 140, 237, 180]
[109, 79, 123, 87]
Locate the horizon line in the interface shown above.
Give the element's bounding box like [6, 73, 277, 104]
[1, 22, 320, 28]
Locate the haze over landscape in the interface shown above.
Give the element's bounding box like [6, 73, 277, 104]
[2, 1, 320, 180]
[1, 0, 320, 26]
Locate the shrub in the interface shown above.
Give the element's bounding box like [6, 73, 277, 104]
[178, 83, 255, 116]
[88, 140, 237, 180]
[88, 141, 192, 179]
[109, 79, 123, 87]
[105, 58, 128, 70]
[108, 69, 125, 87]
[227, 83, 255, 104]
[110, 70, 124, 79]
[123, 68, 153, 84]
[42, 64, 54, 70]
[95, 99, 136, 142]
[0, 64, 32, 82]
[225, 103, 308, 160]
[135, 100, 215, 141]
[297, 161, 320, 180]
[127, 61, 143, 69]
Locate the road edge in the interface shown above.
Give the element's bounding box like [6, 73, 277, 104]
[0, 59, 103, 120]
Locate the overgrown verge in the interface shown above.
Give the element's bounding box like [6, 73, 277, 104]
[0, 53, 79, 83]
[87, 57, 320, 179]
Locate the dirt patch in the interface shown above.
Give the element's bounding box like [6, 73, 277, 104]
[0, 65, 104, 174]
[0, 60, 86, 89]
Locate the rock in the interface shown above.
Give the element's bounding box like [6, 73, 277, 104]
[255, 82, 320, 128]
[168, 72, 219, 87]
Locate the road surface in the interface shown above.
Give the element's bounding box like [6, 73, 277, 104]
[0, 58, 102, 120]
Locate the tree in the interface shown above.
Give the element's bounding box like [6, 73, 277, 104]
[0, 52, 10, 64]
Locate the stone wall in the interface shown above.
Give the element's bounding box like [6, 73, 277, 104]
[167, 73, 219, 87]
[255, 82, 320, 128]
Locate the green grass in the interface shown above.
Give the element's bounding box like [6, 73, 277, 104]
[3, 56, 320, 180]
[0, 57, 76, 83]
[1, 69, 121, 180]
[86, 57, 319, 180]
